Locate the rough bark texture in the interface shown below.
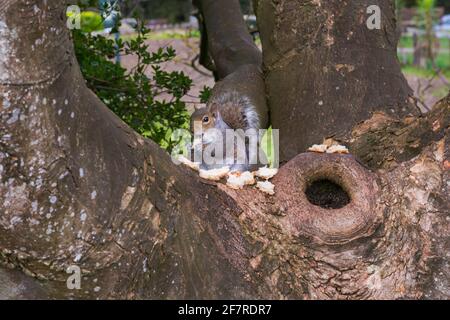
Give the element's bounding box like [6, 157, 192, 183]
[193, 0, 262, 80]
[254, 0, 420, 163]
[0, 0, 449, 300]
[193, 0, 269, 130]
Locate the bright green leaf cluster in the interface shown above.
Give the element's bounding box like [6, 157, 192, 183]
[73, 21, 192, 150]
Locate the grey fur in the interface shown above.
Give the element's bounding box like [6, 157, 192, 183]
[210, 91, 261, 130]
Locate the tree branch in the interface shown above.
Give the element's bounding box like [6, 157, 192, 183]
[193, 0, 261, 80]
[0, 0, 449, 300]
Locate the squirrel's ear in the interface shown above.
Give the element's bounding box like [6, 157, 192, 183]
[194, 104, 202, 110]
[209, 103, 219, 116]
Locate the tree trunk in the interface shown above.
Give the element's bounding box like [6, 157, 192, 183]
[0, 0, 449, 300]
[254, 0, 420, 162]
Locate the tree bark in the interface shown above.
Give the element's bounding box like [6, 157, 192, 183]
[193, 0, 262, 80]
[254, 0, 420, 162]
[0, 0, 449, 300]
[193, 0, 269, 129]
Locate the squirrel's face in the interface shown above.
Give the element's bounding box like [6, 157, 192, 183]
[190, 107, 217, 133]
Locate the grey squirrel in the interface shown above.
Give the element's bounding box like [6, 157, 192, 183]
[190, 65, 269, 172]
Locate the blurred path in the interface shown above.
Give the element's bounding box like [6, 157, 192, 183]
[121, 38, 215, 113]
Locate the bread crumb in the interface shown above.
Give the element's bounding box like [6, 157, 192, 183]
[199, 166, 230, 181]
[254, 166, 278, 180]
[323, 138, 340, 147]
[257, 180, 275, 195]
[226, 171, 255, 189]
[326, 145, 349, 154]
[177, 155, 200, 171]
[308, 144, 328, 153]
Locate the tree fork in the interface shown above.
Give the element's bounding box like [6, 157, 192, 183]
[254, 0, 421, 163]
[0, 0, 449, 299]
[193, 0, 269, 129]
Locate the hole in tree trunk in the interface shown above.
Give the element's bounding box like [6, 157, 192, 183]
[305, 179, 351, 209]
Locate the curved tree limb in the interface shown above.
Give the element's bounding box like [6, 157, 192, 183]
[193, 11, 218, 80]
[254, 0, 422, 162]
[193, 0, 261, 80]
[194, 0, 269, 134]
[193, 0, 269, 129]
[0, 0, 449, 300]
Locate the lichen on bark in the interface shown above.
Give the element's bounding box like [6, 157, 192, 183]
[0, 0, 449, 299]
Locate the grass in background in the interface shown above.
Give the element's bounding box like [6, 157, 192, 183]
[120, 29, 200, 41]
[399, 52, 450, 77]
[399, 36, 450, 49]
[401, 64, 450, 78]
[398, 35, 450, 79]
[398, 35, 450, 80]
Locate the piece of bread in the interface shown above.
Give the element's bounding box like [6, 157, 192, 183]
[307, 144, 328, 153]
[322, 138, 340, 148]
[326, 145, 349, 154]
[254, 166, 278, 180]
[199, 166, 230, 181]
[226, 171, 255, 189]
[256, 180, 275, 195]
[177, 155, 200, 171]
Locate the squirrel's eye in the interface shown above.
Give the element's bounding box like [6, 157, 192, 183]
[202, 116, 209, 123]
